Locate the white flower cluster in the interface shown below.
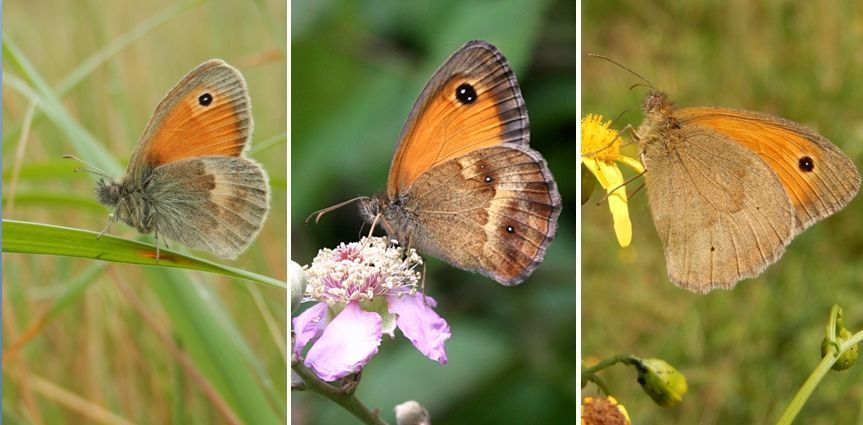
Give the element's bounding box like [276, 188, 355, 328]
[304, 237, 423, 305]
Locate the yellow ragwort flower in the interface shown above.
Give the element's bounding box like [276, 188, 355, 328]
[582, 395, 631, 425]
[581, 114, 645, 247]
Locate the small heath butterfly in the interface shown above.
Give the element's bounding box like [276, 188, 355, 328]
[313, 40, 561, 286]
[70, 59, 270, 259]
[602, 59, 861, 292]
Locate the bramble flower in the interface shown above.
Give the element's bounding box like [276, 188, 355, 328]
[292, 237, 451, 381]
[581, 114, 645, 247]
[582, 395, 631, 425]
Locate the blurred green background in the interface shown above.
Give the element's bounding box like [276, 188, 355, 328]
[583, 1, 863, 424]
[291, 0, 576, 423]
[3, 0, 286, 424]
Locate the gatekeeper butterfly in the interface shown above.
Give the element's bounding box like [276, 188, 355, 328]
[312, 40, 561, 286]
[596, 57, 861, 292]
[68, 59, 270, 259]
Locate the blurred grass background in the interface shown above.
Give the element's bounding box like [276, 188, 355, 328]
[291, 0, 576, 423]
[3, 0, 286, 424]
[583, 1, 863, 423]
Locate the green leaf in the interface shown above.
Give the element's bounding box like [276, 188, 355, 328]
[2, 220, 285, 289]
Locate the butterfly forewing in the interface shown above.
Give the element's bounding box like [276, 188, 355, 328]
[129, 60, 253, 177]
[675, 107, 861, 231]
[387, 40, 529, 197]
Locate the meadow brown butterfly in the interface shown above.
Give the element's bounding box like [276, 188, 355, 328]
[312, 40, 561, 286]
[634, 84, 860, 293]
[70, 59, 270, 259]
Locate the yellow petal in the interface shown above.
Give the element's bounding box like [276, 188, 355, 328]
[618, 154, 646, 174]
[582, 158, 611, 188]
[596, 161, 632, 247]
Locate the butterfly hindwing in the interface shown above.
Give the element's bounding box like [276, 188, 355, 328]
[403, 145, 560, 285]
[147, 156, 269, 259]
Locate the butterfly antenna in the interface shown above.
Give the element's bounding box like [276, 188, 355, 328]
[305, 196, 371, 224]
[586, 54, 656, 90]
[62, 154, 112, 179]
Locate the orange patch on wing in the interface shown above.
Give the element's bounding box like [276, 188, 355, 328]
[145, 85, 246, 166]
[388, 77, 506, 194]
[677, 108, 824, 210]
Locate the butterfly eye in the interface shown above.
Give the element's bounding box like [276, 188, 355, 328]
[799, 156, 815, 172]
[455, 83, 477, 104]
[198, 93, 213, 106]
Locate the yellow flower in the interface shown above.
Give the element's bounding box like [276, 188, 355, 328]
[581, 114, 645, 247]
[581, 395, 631, 425]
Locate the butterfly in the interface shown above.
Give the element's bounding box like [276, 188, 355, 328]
[312, 40, 562, 286]
[635, 88, 860, 293]
[69, 59, 270, 259]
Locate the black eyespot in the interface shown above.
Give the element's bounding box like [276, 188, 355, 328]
[484, 176, 493, 183]
[455, 83, 477, 104]
[710, 246, 716, 252]
[505, 225, 514, 234]
[198, 93, 213, 106]
[799, 156, 814, 172]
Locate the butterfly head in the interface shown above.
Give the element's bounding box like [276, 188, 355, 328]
[358, 196, 383, 224]
[643, 90, 673, 115]
[95, 178, 125, 208]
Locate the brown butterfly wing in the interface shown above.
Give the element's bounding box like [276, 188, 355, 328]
[640, 114, 796, 292]
[674, 107, 861, 231]
[386, 40, 528, 197]
[128, 59, 252, 178]
[147, 156, 269, 259]
[399, 145, 560, 286]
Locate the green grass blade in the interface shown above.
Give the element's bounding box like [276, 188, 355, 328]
[3, 35, 121, 175]
[56, 0, 207, 95]
[2, 220, 285, 289]
[149, 269, 284, 425]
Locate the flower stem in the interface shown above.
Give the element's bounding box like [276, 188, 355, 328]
[292, 361, 388, 425]
[776, 330, 863, 425]
[581, 353, 636, 387]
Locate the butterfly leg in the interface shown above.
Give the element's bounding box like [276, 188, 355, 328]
[96, 208, 119, 239]
[596, 168, 647, 205]
[420, 262, 429, 306]
[154, 227, 161, 262]
[360, 213, 382, 250]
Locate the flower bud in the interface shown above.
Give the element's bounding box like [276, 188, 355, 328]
[821, 328, 859, 371]
[290, 260, 307, 313]
[634, 358, 688, 407]
[395, 400, 430, 425]
[581, 396, 630, 425]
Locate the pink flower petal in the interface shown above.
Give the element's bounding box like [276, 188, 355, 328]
[305, 302, 382, 381]
[292, 302, 329, 355]
[388, 294, 451, 364]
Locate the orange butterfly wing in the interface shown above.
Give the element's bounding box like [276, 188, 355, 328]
[386, 40, 528, 196]
[128, 59, 252, 176]
[675, 107, 860, 230]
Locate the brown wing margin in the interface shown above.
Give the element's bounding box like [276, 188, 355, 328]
[386, 40, 529, 197]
